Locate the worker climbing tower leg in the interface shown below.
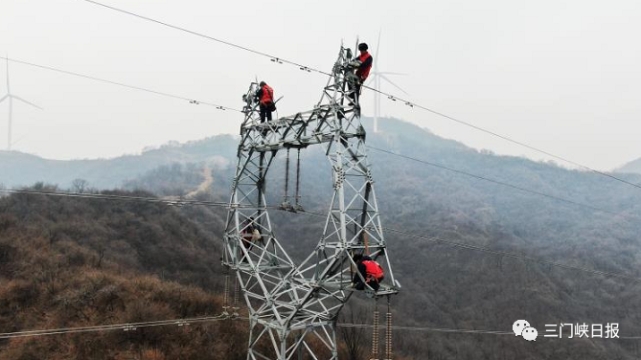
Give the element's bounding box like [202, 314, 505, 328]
[222, 43, 399, 360]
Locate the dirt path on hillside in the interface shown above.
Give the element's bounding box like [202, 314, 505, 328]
[186, 165, 213, 198]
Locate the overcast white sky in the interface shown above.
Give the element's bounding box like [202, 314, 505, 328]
[1, 0, 640, 170]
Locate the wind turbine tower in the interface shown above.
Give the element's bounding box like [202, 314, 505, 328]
[368, 32, 409, 133]
[0, 56, 42, 151]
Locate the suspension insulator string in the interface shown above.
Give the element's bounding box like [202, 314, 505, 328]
[281, 148, 291, 210]
[232, 275, 241, 317]
[385, 296, 393, 360]
[295, 148, 303, 211]
[222, 271, 231, 317]
[371, 300, 380, 360]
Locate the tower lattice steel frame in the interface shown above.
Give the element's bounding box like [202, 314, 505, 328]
[222, 45, 400, 360]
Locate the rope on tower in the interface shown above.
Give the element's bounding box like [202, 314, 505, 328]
[364, 232, 370, 256]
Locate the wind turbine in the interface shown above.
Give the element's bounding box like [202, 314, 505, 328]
[367, 32, 409, 133]
[0, 55, 42, 151]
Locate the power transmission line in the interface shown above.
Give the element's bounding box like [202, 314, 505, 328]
[0, 56, 240, 112]
[0, 55, 633, 220]
[81, 0, 331, 77]
[4, 314, 639, 341]
[5, 12, 639, 347]
[338, 323, 511, 336]
[365, 147, 641, 281]
[2, 56, 635, 221]
[1, 54, 634, 223]
[0, 315, 228, 340]
[0, 188, 235, 209]
[1, 53, 638, 288]
[288, 207, 641, 283]
[6, 53, 638, 232]
[79, 0, 641, 193]
[4, 187, 639, 283]
[380, 226, 641, 283]
[367, 146, 638, 220]
[338, 322, 641, 339]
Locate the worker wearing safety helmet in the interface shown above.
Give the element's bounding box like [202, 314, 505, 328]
[355, 43, 373, 83]
[348, 43, 373, 112]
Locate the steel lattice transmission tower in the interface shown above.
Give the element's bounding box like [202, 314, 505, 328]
[222, 44, 400, 360]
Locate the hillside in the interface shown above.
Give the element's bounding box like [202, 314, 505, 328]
[616, 157, 641, 175]
[3, 117, 641, 359]
[123, 117, 641, 359]
[0, 135, 237, 189]
[0, 187, 252, 360]
[0, 187, 402, 359]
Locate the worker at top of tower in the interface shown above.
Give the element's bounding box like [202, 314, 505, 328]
[352, 253, 384, 291]
[255, 81, 276, 123]
[355, 43, 373, 83]
[346, 43, 373, 114]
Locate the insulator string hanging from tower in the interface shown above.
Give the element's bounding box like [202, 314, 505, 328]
[233, 275, 240, 317]
[385, 296, 393, 360]
[371, 300, 380, 360]
[222, 271, 231, 316]
[281, 148, 292, 211]
[295, 148, 303, 211]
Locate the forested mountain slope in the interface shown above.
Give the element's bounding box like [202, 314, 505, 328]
[0, 135, 237, 189]
[3, 117, 641, 359]
[126, 117, 641, 359]
[0, 188, 250, 360]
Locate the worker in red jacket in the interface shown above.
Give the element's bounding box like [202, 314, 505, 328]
[355, 43, 373, 84]
[255, 81, 276, 123]
[348, 43, 373, 111]
[352, 253, 384, 291]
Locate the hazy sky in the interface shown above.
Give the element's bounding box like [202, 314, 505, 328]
[1, 0, 640, 170]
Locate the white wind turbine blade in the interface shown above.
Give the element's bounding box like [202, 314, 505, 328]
[380, 74, 410, 95]
[378, 72, 408, 76]
[0, 95, 8, 103]
[11, 133, 29, 147]
[375, 30, 381, 60]
[5, 55, 10, 93]
[12, 95, 43, 110]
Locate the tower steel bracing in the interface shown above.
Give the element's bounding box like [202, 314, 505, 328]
[222, 45, 400, 360]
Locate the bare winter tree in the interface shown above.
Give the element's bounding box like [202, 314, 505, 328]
[339, 305, 369, 360]
[71, 178, 89, 193]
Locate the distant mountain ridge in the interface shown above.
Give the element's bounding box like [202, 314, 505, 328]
[0, 135, 238, 188]
[0, 118, 470, 189]
[616, 157, 641, 174]
[120, 116, 641, 359]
